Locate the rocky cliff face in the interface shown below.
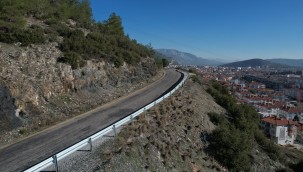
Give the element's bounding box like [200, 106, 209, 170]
[0, 42, 158, 136]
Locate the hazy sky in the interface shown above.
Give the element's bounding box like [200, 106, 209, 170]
[90, 0, 303, 61]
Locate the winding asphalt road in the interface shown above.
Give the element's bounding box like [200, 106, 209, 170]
[0, 69, 182, 172]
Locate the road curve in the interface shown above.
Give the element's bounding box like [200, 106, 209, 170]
[0, 69, 182, 172]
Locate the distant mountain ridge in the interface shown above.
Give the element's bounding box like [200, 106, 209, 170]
[156, 49, 224, 66]
[220, 58, 290, 68]
[267, 59, 303, 68]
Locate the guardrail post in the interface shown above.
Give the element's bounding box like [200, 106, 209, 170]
[130, 114, 133, 122]
[88, 138, 92, 151]
[52, 155, 59, 172]
[113, 124, 117, 137]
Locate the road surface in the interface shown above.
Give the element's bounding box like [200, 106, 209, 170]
[0, 69, 182, 172]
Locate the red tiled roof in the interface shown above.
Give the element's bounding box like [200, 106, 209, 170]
[257, 102, 283, 109]
[282, 106, 299, 113]
[260, 97, 271, 101]
[273, 102, 283, 108]
[250, 81, 262, 85]
[249, 97, 262, 100]
[247, 96, 271, 101]
[261, 117, 298, 126]
[240, 91, 250, 95]
[258, 101, 283, 109]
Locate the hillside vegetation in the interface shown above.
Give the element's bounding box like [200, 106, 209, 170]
[268, 59, 303, 68]
[0, 0, 169, 145]
[207, 80, 303, 171]
[0, 0, 168, 68]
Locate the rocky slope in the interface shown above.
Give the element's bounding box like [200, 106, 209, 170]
[58, 76, 227, 171]
[0, 42, 159, 146]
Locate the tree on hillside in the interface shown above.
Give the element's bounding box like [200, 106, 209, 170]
[24, 0, 52, 18]
[105, 12, 124, 35]
[207, 80, 285, 171]
[162, 58, 169, 67]
[72, 0, 92, 26]
[209, 123, 252, 171]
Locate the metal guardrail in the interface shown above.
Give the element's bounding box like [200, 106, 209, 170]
[24, 71, 188, 172]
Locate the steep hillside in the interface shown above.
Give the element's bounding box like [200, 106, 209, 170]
[0, 0, 163, 145]
[55, 76, 227, 171]
[57, 76, 303, 172]
[156, 49, 223, 66]
[268, 59, 303, 68]
[220, 58, 289, 68]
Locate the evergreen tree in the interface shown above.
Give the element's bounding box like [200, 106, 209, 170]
[105, 12, 124, 35]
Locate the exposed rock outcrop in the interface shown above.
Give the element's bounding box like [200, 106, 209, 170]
[0, 42, 158, 139]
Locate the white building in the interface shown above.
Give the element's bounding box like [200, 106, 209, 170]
[260, 117, 301, 145]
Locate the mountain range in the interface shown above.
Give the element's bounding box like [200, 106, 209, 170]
[156, 49, 303, 68]
[156, 49, 224, 66]
[220, 58, 292, 68]
[267, 59, 303, 68]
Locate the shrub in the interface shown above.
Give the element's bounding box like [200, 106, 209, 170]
[57, 52, 85, 69]
[18, 128, 27, 135]
[44, 17, 59, 25]
[162, 58, 169, 67]
[55, 23, 72, 37]
[207, 112, 226, 125]
[18, 26, 45, 46]
[113, 56, 124, 68]
[0, 31, 16, 43]
[209, 123, 252, 171]
[254, 130, 281, 160]
[0, 26, 45, 46]
[191, 75, 202, 85]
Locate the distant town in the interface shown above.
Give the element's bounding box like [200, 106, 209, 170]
[177, 64, 303, 147]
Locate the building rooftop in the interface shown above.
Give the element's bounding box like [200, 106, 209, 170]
[261, 116, 300, 126]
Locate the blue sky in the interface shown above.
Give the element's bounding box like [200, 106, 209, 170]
[90, 0, 303, 61]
